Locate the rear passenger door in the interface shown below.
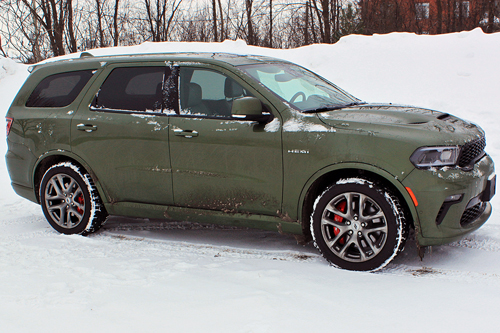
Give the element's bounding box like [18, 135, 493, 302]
[168, 65, 283, 215]
[71, 63, 175, 205]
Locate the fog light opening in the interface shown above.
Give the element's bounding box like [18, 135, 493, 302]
[444, 194, 463, 203]
[436, 194, 464, 225]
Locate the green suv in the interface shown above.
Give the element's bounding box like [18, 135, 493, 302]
[5, 52, 496, 271]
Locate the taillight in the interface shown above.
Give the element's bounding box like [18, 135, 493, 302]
[6, 117, 13, 136]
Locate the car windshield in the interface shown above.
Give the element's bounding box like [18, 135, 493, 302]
[239, 62, 362, 112]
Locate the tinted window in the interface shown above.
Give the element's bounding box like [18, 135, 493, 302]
[93, 67, 165, 112]
[179, 68, 252, 118]
[26, 70, 95, 107]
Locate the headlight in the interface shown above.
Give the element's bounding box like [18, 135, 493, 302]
[410, 146, 460, 168]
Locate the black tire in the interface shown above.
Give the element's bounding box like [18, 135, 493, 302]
[310, 178, 407, 271]
[40, 162, 107, 235]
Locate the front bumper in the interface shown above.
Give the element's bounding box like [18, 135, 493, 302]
[403, 155, 495, 246]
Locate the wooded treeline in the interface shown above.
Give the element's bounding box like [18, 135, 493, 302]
[360, 0, 500, 35]
[0, 0, 362, 62]
[0, 0, 498, 63]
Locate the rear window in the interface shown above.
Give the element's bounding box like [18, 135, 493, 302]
[26, 70, 95, 107]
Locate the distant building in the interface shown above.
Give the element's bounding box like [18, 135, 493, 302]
[359, 0, 499, 34]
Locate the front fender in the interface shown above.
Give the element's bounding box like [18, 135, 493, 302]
[296, 162, 420, 233]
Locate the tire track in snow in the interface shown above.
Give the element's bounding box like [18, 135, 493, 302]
[100, 221, 500, 280]
[96, 231, 321, 263]
[380, 225, 500, 283]
[4, 216, 500, 282]
[447, 225, 500, 252]
[99, 229, 500, 284]
[382, 264, 500, 285]
[99, 219, 321, 262]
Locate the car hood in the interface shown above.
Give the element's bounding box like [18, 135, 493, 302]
[317, 103, 484, 141]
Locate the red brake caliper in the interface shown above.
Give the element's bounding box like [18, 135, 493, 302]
[76, 195, 84, 215]
[334, 201, 346, 244]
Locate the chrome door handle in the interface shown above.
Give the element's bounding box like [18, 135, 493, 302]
[77, 124, 98, 132]
[174, 129, 198, 138]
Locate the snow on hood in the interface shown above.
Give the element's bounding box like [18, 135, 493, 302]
[317, 103, 481, 134]
[315, 103, 487, 148]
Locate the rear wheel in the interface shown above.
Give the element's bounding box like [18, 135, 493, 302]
[311, 178, 407, 271]
[40, 162, 107, 235]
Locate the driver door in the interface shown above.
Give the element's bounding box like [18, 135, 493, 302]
[168, 65, 283, 215]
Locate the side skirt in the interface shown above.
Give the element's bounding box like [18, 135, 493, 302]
[105, 202, 303, 235]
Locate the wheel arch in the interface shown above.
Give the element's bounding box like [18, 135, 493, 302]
[298, 163, 419, 241]
[32, 150, 103, 204]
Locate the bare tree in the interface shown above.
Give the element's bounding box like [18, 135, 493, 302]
[113, 0, 120, 46]
[484, 0, 500, 32]
[0, 0, 379, 62]
[218, 0, 225, 40]
[268, 0, 273, 47]
[95, 0, 105, 47]
[67, 0, 77, 52]
[18, 0, 79, 56]
[212, 0, 218, 41]
[143, 0, 183, 42]
[245, 0, 255, 45]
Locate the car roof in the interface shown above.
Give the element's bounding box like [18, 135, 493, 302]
[31, 52, 292, 72]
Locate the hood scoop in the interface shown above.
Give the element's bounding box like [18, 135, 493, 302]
[437, 113, 451, 121]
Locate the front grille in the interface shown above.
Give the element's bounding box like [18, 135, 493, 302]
[460, 203, 485, 226]
[458, 137, 486, 168]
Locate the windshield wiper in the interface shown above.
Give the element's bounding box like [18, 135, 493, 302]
[303, 102, 366, 113]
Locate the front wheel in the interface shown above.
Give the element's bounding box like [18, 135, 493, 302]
[40, 162, 107, 235]
[310, 178, 407, 271]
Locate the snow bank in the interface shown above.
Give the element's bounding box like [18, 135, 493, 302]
[0, 58, 28, 110]
[0, 58, 34, 216]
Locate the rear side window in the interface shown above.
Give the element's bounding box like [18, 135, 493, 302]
[26, 70, 95, 107]
[93, 67, 166, 112]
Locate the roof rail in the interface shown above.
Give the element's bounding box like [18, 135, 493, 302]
[80, 52, 94, 58]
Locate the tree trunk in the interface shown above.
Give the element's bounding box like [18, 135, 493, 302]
[212, 0, 218, 41]
[96, 0, 105, 47]
[321, 0, 330, 43]
[437, 0, 443, 34]
[218, 0, 225, 40]
[246, 0, 254, 45]
[113, 0, 120, 46]
[67, 0, 77, 52]
[269, 0, 272, 47]
[32, 0, 42, 61]
[486, 0, 495, 33]
[304, 1, 310, 45]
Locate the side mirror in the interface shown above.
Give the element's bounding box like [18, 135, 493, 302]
[232, 97, 262, 116]
[231, 97, 270, 122]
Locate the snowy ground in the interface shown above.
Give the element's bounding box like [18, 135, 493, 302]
[2, 29, 500, 332]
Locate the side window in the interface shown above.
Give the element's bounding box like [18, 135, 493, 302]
[26, 70, 95, 108]
[93, 67, 166, 112]
[179, 67, 252, 118]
